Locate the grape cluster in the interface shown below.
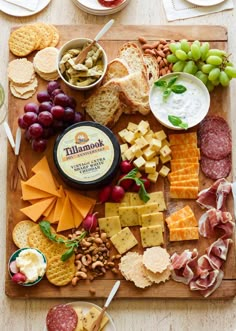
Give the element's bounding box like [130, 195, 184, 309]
[167, 40, 236, 92]
[18, 81, 84, 152]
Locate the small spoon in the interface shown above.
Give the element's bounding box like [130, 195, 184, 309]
[74, 19, 114, 64]
[89, 280, 120, 331]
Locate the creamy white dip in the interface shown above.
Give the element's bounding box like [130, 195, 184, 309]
[16, 249, 46, 283]
[150, 73, 210, 129]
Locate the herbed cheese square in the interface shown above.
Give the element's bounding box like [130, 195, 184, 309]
[105, 202, 127, 217]
[110, 227, 138, 254]
[137, 203, 161, 223]
[118, 205, 140, 226]
[98, 216, 121, 237]
[129, 192, 144, 206]
[140, 225, 164, 247]
[83, 306, 109, 331]
[141, 212, 164, 230]
[147, 192, 166, 211]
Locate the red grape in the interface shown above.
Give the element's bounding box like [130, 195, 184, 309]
[28, 123, 43, 139]
[42, 127, 54, 139]
[38, 111, 53, 127]
[37, 90, 51, 103]
[24, 102, 39, 114]
[47, 81, 60, 95]
[68, 96, 77, 109]
[54, 93, 70, 107]
[51, 105, 65, 119]
[52, 119, 64, 131]
[38, 101, 53, 113]
[18, 115, 28, 129]
[51, 88, 64, 99]
[73, 111, 84, 123]
[63, 107, 75, 122]
[23, 112, 38, 126]
[31, 138, 47, 152]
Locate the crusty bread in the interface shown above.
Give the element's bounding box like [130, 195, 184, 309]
[143, 54, 159, 88]
[102, 58, 130, 85]
[83, 82, 123, 128]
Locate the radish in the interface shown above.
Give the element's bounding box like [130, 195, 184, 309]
[98, 185, 112, 203]
[111, 185, 125, 202]
[120, 160, 134, 174]
[82, 212, 98, 232]
[141, 177, 151, 190]
[9, 260, 19, 274]
[12, 272, 27, 284]
[118, 174, 133, 191]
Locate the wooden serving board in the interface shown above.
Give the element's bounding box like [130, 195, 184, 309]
[5, 25, 236, 299]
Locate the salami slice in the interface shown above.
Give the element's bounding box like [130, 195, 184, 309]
[198, 115, 230, 138]
[98, 0, 124, 7]
[200, 130, 231, 160]
[200, 155, 231, 180]
[46, 304, 78, 331]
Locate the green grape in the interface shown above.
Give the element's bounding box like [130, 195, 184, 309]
[211, 79, 220, 86]
[180, 39, 190, 53]
[206, 55, 223, 66]
[172, 61, 186, 72]
[175, 49, 188, 61]
[183, 60, 195, 74]
[206, 80, 215, 92]
[193, 40, 201, 47]
[167, 54, 178, 63]
[197, 61, 205, 70]
[191, 43, 201, 61]
[195, 71, 208, 85]
[202, 64, 216, 74]
[219, 71, 230, 87]
[192, 64, 199, 75]
[187, 51, 193, 60]
[208, 68, 221, 81]
[224, 66, 236, 78]
[200, 42, 210, 61]
[206, 49, 227, 57]
[226, 61, 233, 67]
[169, 42, 181, 54]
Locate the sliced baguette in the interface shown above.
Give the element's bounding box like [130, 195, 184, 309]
[143, 53, 159, 88]
[102, 58, 130, 85]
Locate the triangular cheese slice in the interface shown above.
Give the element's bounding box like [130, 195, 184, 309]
[43, 201, 57, 223]
[31, 156, 59, 188]
[66, 190, 96, 218]
[43, 197, 57, 217]
[57, 195, 75, 232]
[25, 171, 61, 197]
[20, 197, 56, 222]
[71, 203, 83, 228]
[52, 186, 66, 224]
[21, 181, 52, 200]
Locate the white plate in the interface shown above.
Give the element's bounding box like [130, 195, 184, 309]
[185, 0, 225, 6]
[44, 301, 116, 331]
[72, 0, 130, 15]
[0, 0, 51, 17]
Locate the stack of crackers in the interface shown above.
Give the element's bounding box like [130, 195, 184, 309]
[119, 247, 171, 288]
[9, 23, 60, 57]
[33, 47, 59, 81]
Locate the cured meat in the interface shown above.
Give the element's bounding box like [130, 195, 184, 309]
[98, 0, 124, 7]
[190, 269, 224, 298]
[200, 155, 231, 180]
[200, 130, 231, 160]
[206, 238, 233, 261]
[198, 115, 230, 138]
[171, 249, 199, 285]
[46, 304, 78, 331]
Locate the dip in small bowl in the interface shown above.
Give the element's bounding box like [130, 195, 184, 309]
[57, 38, 108, 91]
[149, 72, 210, 130]
[8, 247, 47, 286]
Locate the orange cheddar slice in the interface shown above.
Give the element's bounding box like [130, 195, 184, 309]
[52, 186, 66, 224]
[169, 227, 199, 241]
[167, 215, 198, 229]
[170, 143, 198, 152]
[31, 156, 59, 188]
[168, 165, 199, 181]
[43, 197, 57, 217]
[171, 163, 199, 172]
[25, 171, 61, 197]
[71, 204, 83, 228]
[168, 174, 198, 183]
[169, 132, 197, 146]
[170, 186, 199, 199]
[166, 205, 193, 225]
[57, 195, 75, 232]
[171, 148, 200, 160]
[170, 157, 199, 163]
[66, 190, 96, 218]
[170, 179, 199, 187]
[20, 196, 56, 222]
[21, 181, 52, 200]
[43, 202, 57, 223]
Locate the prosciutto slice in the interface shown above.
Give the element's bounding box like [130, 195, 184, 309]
[171, 249, 199, 285]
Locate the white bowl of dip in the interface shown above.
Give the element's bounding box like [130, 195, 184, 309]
[149, 72, 210, 130]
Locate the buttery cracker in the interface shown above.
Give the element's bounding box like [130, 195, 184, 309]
[46, 255, 76, 286]
[27, 224, 55, 254]
[34, 22, 53, 50]
[12, 220, 36, 249]
[9, 26, 38, 56]
[48, 25, 60, 47]
[44, 235, 67, 261]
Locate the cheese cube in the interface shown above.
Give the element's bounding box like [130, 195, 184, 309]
[160, 154, 171, 164]
[118, 128, 129, 142]
[143, 147, 156, 161]
[141, 212, 164, 230]
[127, 122, 138, 132]
[83, 307, 109, 331]
[161, 139, 170, 147]
[147, 192, 166, 211]
[136, 120, 150, 135]
[147, 171, 159, 183]
[124, 131, 136, 144]
[98, 216, 121, 237]
[124, 147, 135, 161]
[133, 156, 146, 169]
[154, 130, 167, 141]
[134, 145, 143, 158]
[159, 165, 170, 177]
[119, 206, 140, 226]
[110, 227, 138, 254]
[144, 130, 154, 143]
[120, 143, 129, 155]
[140, 225, 164, 247]
[150, 138, 162, 152]
[105, 202, 127, 217]
[145, 161, 156, 174]
[160, 145, 172, 158]
[135, 136, 149, 149]
[151, 156, 159, 166]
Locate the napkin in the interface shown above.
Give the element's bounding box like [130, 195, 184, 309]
[3, 0, 39, 11]
[162, 0, 234, 21]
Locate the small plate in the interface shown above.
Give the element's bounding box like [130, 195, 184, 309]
[185, 0, 225, 6]
[72, 0, 130, 15]
[44, 301, 116, 331]
[0, 0, 51, 17]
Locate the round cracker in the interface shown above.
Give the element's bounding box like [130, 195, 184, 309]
[9, 26, 38, 56]
[34, 22, 53, 50]
[10, 84, 37, 99]
[27, 224, 55, 254]
[119, 252, 140, 281]
[143, 247, 171, 274]
[33, 47, 59, 74]
[44, 235, 67, 261]
[48, 25, 60, 47]
[8, 58, 35, 85]
[12, 220, 36, 249]
[144, 266, 171, 284]
[10, 76, 38, 96]
[46, 255, 76, 286]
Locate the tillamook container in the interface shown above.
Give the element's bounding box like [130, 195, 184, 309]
[53, 121, 121, 189]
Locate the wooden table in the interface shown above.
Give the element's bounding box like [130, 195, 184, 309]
[0, 1, 236, 330]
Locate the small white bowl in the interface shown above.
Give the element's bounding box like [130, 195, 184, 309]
[57, 38, 107, 91]
[149, 72, 210, 130]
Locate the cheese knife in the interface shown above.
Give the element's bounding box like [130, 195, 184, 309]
[3, 121, 15, 149]
[231, 181, 236, 219]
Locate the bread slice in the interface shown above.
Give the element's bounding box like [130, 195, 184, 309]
[143, 54, 159, 88]
[102, 58, 130, 85]
[83, 82, 123, 128]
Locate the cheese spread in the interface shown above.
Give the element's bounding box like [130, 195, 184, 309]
[54, 122, 121, 189]
[15, 248, 46, 283]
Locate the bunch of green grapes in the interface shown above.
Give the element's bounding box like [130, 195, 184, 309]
[167, 39, 236, 92]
